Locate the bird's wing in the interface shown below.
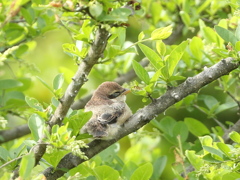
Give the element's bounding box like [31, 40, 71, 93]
[83, 119, 108, 138]
[98, 103, 124, 124]
[99, 111, 122, 124]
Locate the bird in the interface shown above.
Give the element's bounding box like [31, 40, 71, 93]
[80, 81, 132, 139]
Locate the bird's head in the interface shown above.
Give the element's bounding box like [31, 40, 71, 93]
[94, 81, 131, 101]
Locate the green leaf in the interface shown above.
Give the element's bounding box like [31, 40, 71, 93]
[89, 1, 103, 18]
[215, 102, 237, 114]
[132, 60, 150, 84]
[138, 31, 145, 41]
[94, 165, 119, 180]
[212, 48, 229, 58]
[19, 152, 35, 179]
[199, 136, 213, 148]
[156, 40, 166, 57]
[190, 37, 203, 60]
[168, 75, 186, 82]
[138, 43, 163, 70]
[99, 8, 132, 22]
[151, 156, 167, 179]
[114, 27, 126, 47]
[180, 11, 191, 26]
[184, 118, 210, 136]
[199, 21, 222, 47]
[0, 79, 23, 90]
[36, 76, 54, 94]
[166, 41, 188, 76]
[202, 146, 224, 159]
[216, 142, 231, 157]
[122, 161, 138, 180]
[151, 25, 172, 40]
[173, 122, 188, 142]
[20, 7, 35, 25]
[3, 23, 27, 45]
[223, 172, 240, 179]
[199, 95, 219, 109]
[53, 73, 64, 90]
[235, 24, 240, 40]
[28, 114, 45, 141]
[235, 41, 240, 51]
[150, 69, 163, 83]
[153, 116, 176, 136]
[202, 153, 222, 163]
[62, 43, 83, 57]
[43, 150, 67, 168]
[0, 147, 8, 161]
[215, 26, 239, 47]
[185, 150, 204, 170]
[25, 96, 44, 111]
[130, 162, 153, 180]
[68, 110, 92, 136]
[229, 131, 240, 143]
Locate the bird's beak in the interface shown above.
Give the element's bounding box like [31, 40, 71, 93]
[122, 89, 131, 95]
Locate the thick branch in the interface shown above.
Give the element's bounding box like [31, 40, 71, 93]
[0, 125, 30, 144]
[223, 118, 240, 143]
[43, 58, 240, 179]
[31, 27, 110, 166]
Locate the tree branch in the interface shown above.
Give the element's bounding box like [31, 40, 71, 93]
[0, 125, 30, 144]
[43, 58, 240, 179]
[31, 27, 110, 167]
[223, 118, 240, 143]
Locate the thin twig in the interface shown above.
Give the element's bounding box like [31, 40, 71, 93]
[193, 104, 227, 131]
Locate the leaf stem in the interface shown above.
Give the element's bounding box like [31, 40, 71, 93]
[123, 38, 152, 52]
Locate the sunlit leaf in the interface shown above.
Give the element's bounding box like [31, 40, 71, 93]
[212, 48, 229, 58]
[36, 76, 54, 94]
[25, 96, 44, 111]
[138, 31, 145, 41]
[28, 113, 45, 141]
[180, 11, 191, 26]
[138, 43, 163, 70]
[156, 40, 166, 57]
[53, 73, 64, 90]
[229, 131, 240, 143]
[98, 8, 132, 22]
[216, 142, 231, 157]
[94, 165, 119, 180]
[89, 1, 103, 18]
[151, 25, 172, 40]
[132, 60, 150, 84]
[190, 37, 203, 60]
[19, 153, 35, 179]
[185, 150, 204, 170]
[130, 162, 153, 180]
[166, 41, 188, 76]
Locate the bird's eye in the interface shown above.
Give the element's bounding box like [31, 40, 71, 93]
[109, 91, 121, 99]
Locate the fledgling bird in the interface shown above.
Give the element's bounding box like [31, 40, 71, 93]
[81, 81, 132, 139]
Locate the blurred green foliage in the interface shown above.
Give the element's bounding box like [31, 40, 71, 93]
[0, 0, 240, 179]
